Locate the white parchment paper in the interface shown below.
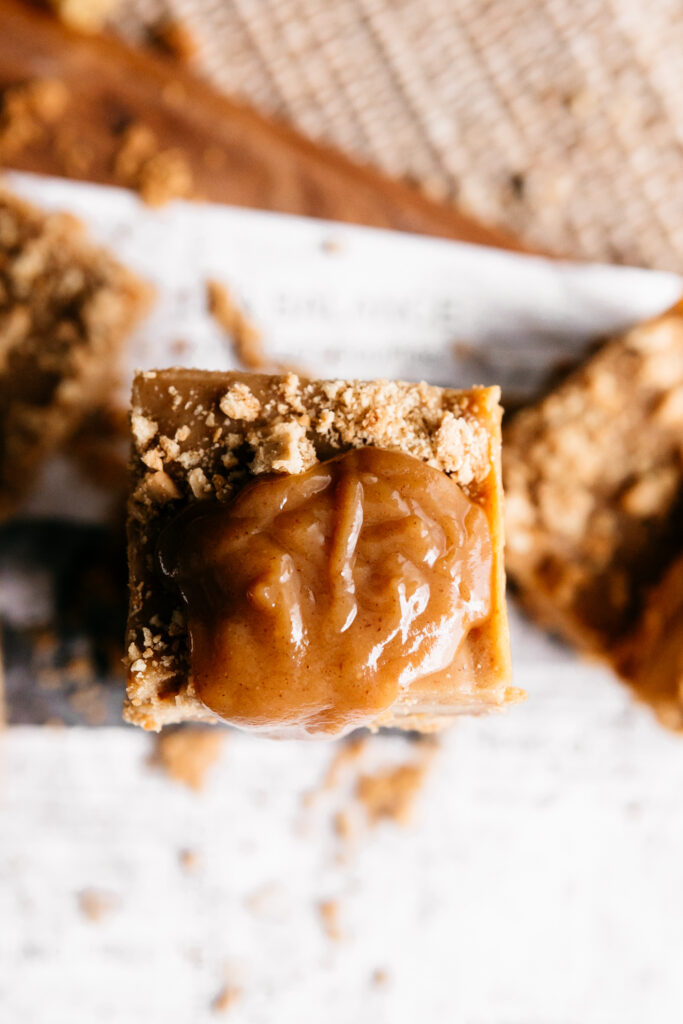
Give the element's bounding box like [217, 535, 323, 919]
[2, 174, 683, 1024]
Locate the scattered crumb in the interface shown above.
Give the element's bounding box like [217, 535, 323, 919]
[371, 967, 390, 988]
[114, 123, 194, 206]
[148, 18, 198, 61]
[324, 733, 369, 788]
[332, 808, 357, 843]
[321, 237, 342, 254]
[151, 727, 224, 790]
[356, 744, 436, 826]
[318, 899, 342, 942]
[46, 0, 121, 32]
[212, 986, 242, 1014]
[171, 338, 189, 358]
[0, 78, 70, 160]
[78, 888, 118, 922]
[206, 280, 265, 369]
[178, 848, 201, 874]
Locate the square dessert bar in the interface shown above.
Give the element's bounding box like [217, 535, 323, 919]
[0, 187, 150, 518]
[504, 309, 683, 714]
[125, 369, 516, 732]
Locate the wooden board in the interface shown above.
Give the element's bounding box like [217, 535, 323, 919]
[0, 0, 523, 248]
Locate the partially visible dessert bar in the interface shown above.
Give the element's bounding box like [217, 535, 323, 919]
[125, 369, 519, 737]
[504, 308, 683, 720]
[616, 555, 683, 730]
[0, 187, 150, 518]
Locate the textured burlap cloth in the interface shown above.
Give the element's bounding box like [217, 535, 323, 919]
[115, 0, 683, 271]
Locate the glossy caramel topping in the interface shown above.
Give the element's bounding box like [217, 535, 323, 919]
[158, 448, 492, 737]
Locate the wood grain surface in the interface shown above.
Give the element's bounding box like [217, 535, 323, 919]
[0, 0, 523, 248]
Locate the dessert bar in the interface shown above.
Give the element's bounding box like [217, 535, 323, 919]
[125, 370, 517, 736]
[0, 187, 150, 518]
[504, 309, 683, 716]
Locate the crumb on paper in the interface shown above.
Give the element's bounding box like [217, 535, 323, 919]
[148, 18, 198, 61]
[78, 888, 119, 922]
[0, 79, 70, 160]
[356, 745, 436, 826]
[211, 986, 242, 1014]
[179, 848, 201, 874]
[318, 899, 342, 942]
[46, 0, 121, 32]
[332, 808, 357, 843]
[324, 733, 369, 788]
[151, 727, 224, 790]
[171, 338, 189, 358]
[114, 123, 194, 206]
[371, 967, 390, 987]
[321, 236, 342, 254]
[206, 280, 265, 370]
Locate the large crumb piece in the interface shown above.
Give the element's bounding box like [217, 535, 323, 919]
[151, 727, 224, 790]
[114, 123, 194, 207]
[0, 186, 151, 519]
[356, 759, 431, 826]
[207, 280, 265, 369]
[504, 309, 683, 722]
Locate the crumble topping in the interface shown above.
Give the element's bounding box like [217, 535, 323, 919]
[219, 382, 261, 421]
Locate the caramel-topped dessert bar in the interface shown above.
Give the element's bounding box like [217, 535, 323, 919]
[0, 187, 150, 519]
[504, 309, 683, 722]
[125, 370, 518, 737]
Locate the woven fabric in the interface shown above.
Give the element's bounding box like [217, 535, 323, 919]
[114, 0, 683, 271]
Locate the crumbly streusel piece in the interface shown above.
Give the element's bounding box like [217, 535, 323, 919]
[0, 187, 151, 518]
[504, 309, 683, 655]
[125, 369, 516, 731]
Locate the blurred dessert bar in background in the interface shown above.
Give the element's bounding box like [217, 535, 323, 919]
[125, 369, 518, 736]
[0, 186, 150, 519]
[504, 308, 683, 723]
[616, 555, 683, 730]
